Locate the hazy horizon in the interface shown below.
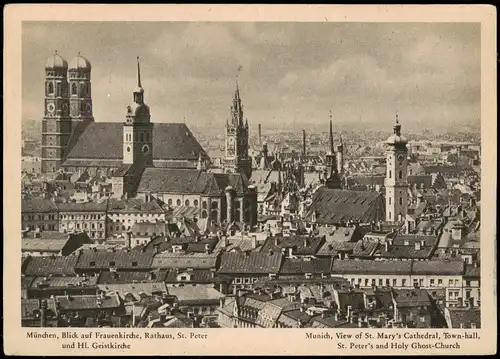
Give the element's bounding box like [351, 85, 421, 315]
[23, 22, 481, 133]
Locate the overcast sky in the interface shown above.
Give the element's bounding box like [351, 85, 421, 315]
[23, 22, 480, 133]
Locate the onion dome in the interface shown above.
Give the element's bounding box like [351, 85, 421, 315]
[386, 114, 408, 146]
[69, 53, 92, 71]
[45, 51, 68, 70]
[126, 102, 150, 119]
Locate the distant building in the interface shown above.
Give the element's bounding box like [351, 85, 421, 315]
[58, 200, 108, 241]
[21, 230, 91, 257]
[22, 198, 59, 232]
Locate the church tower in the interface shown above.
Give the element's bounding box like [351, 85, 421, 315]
[385, 114, 409, 222]
[224, 82, 252, 180]
[123, 57, 153, 166]
[41, 51, 71, 174]
[336, 135, 344, 178]
[68, 53, 93, 124]
[324, 111, 342, 189]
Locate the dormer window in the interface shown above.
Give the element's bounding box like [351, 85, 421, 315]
[132, 261, 138, 267]
[90, 261, 96, 267]
[109, 261, 116, 267]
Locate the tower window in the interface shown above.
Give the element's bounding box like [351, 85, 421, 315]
[47, 82, 54, 95]
[399, 197, 403, 205]
[388, 212, 391, 220]
[56, 83, 61, 97]
[389, 170, 392, 179]
[145, 133, 150, 142]
[126, 146, 131, 153]
[399, 170, 402, 179]
[71, 83, 77, 95]
[389, 197, 391, 205]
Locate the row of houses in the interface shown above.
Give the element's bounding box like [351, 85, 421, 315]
[218, 286, 480, 329]
[21, 246, 480, 309]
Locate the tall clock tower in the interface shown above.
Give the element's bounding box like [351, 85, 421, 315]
[122, 57, 153, 167]
[68, 53, 93, 124]
[41, 51, 72, 174]
[385, 115, 409, 222]
[224, 82, 252, 180]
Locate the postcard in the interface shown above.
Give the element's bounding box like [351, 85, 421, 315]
[3, 4, 497, 356]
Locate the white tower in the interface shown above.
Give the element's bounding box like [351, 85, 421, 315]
[385, 114, 409, 222]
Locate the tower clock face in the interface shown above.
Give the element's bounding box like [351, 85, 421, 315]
[46, 103, 56, 114]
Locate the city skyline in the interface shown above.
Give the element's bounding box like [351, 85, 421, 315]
[23, 22, 480, 132]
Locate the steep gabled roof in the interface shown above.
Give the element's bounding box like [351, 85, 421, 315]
[307, 188, 385, 224]
[65, 122, 207, 161]
[218, 252, 283, 274]
[136, 168, 247, 195]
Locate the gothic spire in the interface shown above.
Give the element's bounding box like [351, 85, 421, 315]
[137, 56, 142, 88]
[329, 110, 334, 154]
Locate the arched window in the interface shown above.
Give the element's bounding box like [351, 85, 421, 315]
[145, 133, 149, 142]
[202, 201, 207, 209]
[388, 212, 391, 220]
[399, 170, 403, 179]
[235, 209, 241, 221]
[211, 201, 218, 209]
[167, 199, 172, 206]
[194, 199, 199, 207]
[389, 170, 392, 179]
[176, 199, 181, 206]
[389, 197, 391, 205]
[56, 83, 61, 97]
[399, 197, 403, 205]
[211, 210, 218, 221]
[201, 210, 208, 219]
[140, 133, 144, 142]
[47, 82, 54, 95]
[185, 199, 190, 206]
[71, 83, 77, 95]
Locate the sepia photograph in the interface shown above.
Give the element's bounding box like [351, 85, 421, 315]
[4, 4, 497, 356]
